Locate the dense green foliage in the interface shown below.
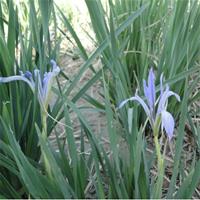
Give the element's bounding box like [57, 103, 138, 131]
[0, 0, 200, 198]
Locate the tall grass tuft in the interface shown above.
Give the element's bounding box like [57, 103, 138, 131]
[0, 0, 62, 197]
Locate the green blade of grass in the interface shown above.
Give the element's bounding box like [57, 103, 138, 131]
[35, 125, 74, 198]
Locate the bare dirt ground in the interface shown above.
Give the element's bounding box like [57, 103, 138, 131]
[49, 54, 108, 153]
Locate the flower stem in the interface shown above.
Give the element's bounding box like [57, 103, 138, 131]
[42, 111, 47, 138]
[154, 135, 163, 167]
[153, 128, 165, 198]
[41, 111, 52, 177]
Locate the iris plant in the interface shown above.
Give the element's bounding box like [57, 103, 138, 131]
[119, 68, 180, 191]
[0, 60, 60, 139]
[119, 68, 180, 141]
[0, 60, 60, 176]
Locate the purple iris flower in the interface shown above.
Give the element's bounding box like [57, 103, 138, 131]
[0, 59, 60, 110]
[119, 68, 180, 141]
